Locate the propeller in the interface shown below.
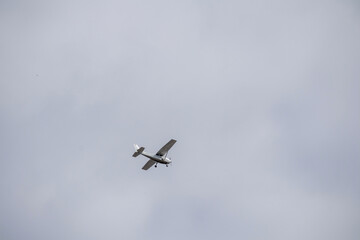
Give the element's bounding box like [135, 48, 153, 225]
[169, 156, 173, 166]
[164, 153, 173, 167]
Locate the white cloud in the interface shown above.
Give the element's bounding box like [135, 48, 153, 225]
[1, 0, 359, 239]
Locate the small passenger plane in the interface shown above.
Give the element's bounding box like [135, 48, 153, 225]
[132, 139, 177, 170]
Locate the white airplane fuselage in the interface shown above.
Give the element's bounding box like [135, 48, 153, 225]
[141, 152, 172, 165]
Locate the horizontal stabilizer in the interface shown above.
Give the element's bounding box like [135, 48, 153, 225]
[132, 152, 140, 157]
[132, 146, 144, 157]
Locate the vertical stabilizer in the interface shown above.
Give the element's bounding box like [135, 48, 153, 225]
[134, 144, 139, 151]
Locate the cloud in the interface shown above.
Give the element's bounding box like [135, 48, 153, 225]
[1, 0, 359, 239]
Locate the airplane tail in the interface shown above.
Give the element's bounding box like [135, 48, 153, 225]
[132, 144, 144, 157]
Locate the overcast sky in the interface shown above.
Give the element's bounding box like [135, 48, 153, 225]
[0, 0, 359, 239]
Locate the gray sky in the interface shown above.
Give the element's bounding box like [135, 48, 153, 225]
[1, 0, 359, 239]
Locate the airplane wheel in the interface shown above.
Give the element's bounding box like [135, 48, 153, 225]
[166, 165, 168, 167]
[155, 165, 157, 168]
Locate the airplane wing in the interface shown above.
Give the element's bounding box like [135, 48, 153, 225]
[142, 160, 156, 170]
[156, 139, 177, 156]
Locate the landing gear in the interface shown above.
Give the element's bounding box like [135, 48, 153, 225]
[155, 164, 157, 168]
[166, 164, 168, 167]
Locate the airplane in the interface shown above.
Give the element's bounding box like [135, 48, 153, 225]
[132, 139, 177, 170]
